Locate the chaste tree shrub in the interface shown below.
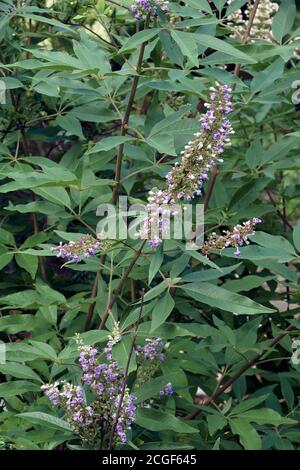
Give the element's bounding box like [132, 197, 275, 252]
[0, 0, 300, 451]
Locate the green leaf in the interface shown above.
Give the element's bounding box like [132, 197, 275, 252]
[18, 14, 76, 33]
[293, 221, 300, 252]
[143, 280, 169, 303]
[236, 408, 296, 425]
[18, 412, 73, 433]
[0, 380, 40, 398]
[224, 275, 275, 293]
[230, 395, 269, 415]
[0, 363, 42, 383]
[56, 115, 85, 139]
[181, 282, 275, 314]
[15, 253, 39, 279]
[230, 419, 261, 450]
[135, 373, 178, 404]
[112, 335, 136, 374]
[151, 291, 175, 332]
[86, 136, 133, 154]
[148, 247, 164, 284]
[34, 187, 71, 208]
[39, 305, 57, 326]
[0, 252, 14, 270]
[272, 0, 296, 43]
[195, 33, 256, 63]
[251, 231, 296, 256]
[171, 31, 199, 67]
[0, 314, 38, 334]
[136, 408, 198, 434]
[119, 29, 161, 53]
[280, 377, 294, 409]
[0, 227, 15, 246]
[207, 414, 227, 436]
[29, 340, 57, 361]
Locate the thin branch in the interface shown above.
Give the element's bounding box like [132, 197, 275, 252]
[85, 16, 151, 330]
[203, 166, 218, 211]
[266, 190, 293, 230]
[84, 270, 100, 331]
[184, 323, 294, 420]
[233, 0, 262, 77]
[108, 289, 145, 450]
[111, 14, 150, 205]
[99, 240, 146, 330]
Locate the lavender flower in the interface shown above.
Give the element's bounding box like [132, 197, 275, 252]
[139, 82, 234, 248]
[136, 337, 165, 361]
[136, 337, 166, 384]
[201, 217, 262, 257]
[130, 0, 169, 20]
[165, 82, 234, 203]
[159, 382, 174, 397]
[42, 329, 136, 446]
[51, 235, 102, 263]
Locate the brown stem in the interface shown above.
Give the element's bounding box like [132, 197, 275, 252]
[233, 0, 261, 77]
[203, 166, 218, 211]
[99, 240, 146, 330]
[108, 289, 145, 450]
[184, 323, 294, 420]
[266, 190, 293, 230]
[83, 270, 100, 331]
[31, 213, 47, 282]
[111, 14, 150, 205]
[10, 87, 47, 281]
[85, 17, 150, 330]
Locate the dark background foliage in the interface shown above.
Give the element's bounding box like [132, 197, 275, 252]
[0, 0, 299, 450]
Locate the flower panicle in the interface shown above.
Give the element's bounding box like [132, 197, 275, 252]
[201, 217, 262, 257]
[42, 335, 135, 444]
[135, 337, 165, 361]
[42, 335, 164, 445]
[141, 81, 234, 248]
[165, 82, 234, 203]
[51, 234, 102, 263]
[228, 0, 279, 43]
[130, 0, 169, 20]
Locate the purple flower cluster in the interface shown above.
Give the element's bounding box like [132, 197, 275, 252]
[136, 337, 166, 384]
[41, 382, 95, 429]
[130, 0, 169, 20]
[42, 327, 136, 446]
[202, 217, 262, 257]
[159, 382, 174, 397]
[136, 337, 165, 361]
[139, 82, 234, 248]
[139, 190, 172, 249]
[51, 234, 101, 263]
[165, 82, 234, 203]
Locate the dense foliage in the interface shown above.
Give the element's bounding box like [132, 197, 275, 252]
[0, 0, 300, 451]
